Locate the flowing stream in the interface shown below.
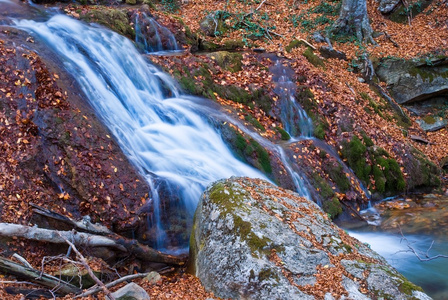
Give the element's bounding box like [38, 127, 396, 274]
[346, 195, 448, 299]
[13, 13, 267, 250]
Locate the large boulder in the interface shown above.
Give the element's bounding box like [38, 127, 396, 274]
[189, 177, 431, 300]
[378, 0, 401, 14]
[375, 57, 448, 104]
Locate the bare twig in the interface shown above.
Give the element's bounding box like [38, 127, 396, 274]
[383, 31, 399, 48]
[58, 232, 115, 300]
[12, 253, 33, 269]
[255, 0, 268, 11]
[0, 280, 39, 285]
[0, 256, 81, 295]
[74, 272, 151, 299]
[31, 203, 112, 235]
[399, 228, 448, 261]
[300, 39, 317, 50]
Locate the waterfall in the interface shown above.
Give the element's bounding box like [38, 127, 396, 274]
[271, 60, 313, 138]
[134, 12, 179, 53]
[14, 15, 265, 250]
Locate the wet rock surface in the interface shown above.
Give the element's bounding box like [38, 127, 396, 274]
[189, 177, 430, 299]
[0, 29, 149, 236]
[375, 57, 448, 104]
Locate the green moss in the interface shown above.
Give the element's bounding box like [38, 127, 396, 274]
[226, 128, 272, 175]
[312, 173, 335, 199]
[207, 183, 272, 257]
[179, 76, 199, 94]
[410, 148, 441, 188]
[285, 39, 306, 53]
[80, 9, 135, 39]
[342, 136, 370, 183]
[323, 197, 342, 219]
[258, 267, 280, 282]
[275, 127, 291, 140]
[422, 115, 436, 124]
[389, 0, 433, 24]
[247, 139, 272, 174]
[372, 165, 386, 193]
[303, 48, 325, 68]
[314, 123, 326, 139]
[325, 163, 350, 192]
[245, 114, 266, 131]
[361, 131, 374, 147]
[223, 40, 246, 50]
[399, 279, 424, 295]
[209, 51, 243, 73]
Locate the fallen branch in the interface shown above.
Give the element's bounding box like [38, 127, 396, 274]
[383, 31, 399, 48]
[399, 228, 448, 261]
[74, 272, 151, 299]
[409, 134, 435, 145]
[372, 83, 410, 124]
[12, 253, 33, 269]
[340, 201, 365, 221]
[30, 203, 112, 235]
[58, 232, 114, 300]
[0, 256, 81, 295]
[0, 223, 185, 265]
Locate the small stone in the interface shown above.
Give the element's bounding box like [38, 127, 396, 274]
[144, 271, 162, 285]
[358, 77, 366, 83]
[319, 46, 347, 61]
[109, 283, 150, 300]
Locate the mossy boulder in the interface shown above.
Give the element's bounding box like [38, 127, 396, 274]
[341, 136, 406, 196]
[205, 51, 243, 73]
[387, 0, 433, 24]
[199, 13, 228, 37]
[188, 177, 430, 299]
[375, 57, 448, 104]
[80, 9, 135, 39]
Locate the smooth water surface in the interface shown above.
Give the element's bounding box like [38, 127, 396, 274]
[349, 195, 448, 299]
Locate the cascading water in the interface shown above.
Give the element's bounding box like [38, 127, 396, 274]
[14, 14, 265, 250]
[271, 60, 313, 138]
[134, 12, 179, 53]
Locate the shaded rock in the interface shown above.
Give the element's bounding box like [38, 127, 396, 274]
[189, 177, 430, 300]
[79, 9, 135, 39]
[375, 57, 448, 104]
[110, 283, 150, 300]
[416, 116, 448, 131]
[312, 31, 326, 43]
[388, 0, 433, 24]
[378, 0, 401, 14]
[200, 13, 226, 37]
[319, 46, 347, 60]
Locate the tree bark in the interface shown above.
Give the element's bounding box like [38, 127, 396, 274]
[0, 223, 185, 265]
[331, 0, 376, 44]
[0, 256, 81, 295]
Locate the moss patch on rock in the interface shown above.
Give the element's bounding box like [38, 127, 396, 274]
[341, 135, 406, 196]
[303, 48, 325, 68]
[80, 9, 135, 39]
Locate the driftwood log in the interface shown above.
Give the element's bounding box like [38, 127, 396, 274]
[0, 256, 81, 295]
[0, 223, 185, 265]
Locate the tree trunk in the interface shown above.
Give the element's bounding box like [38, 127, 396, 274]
[331, 0, 376, 44]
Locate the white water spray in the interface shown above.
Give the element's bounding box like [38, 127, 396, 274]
[14, 15, 265, 249]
